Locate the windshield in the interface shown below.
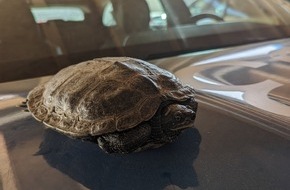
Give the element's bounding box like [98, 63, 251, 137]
[1, 0, 290, 82]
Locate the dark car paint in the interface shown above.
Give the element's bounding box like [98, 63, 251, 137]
[1, 96, 290, 190]
[1, 39, 290, 189]
[154, 38, 290, 139]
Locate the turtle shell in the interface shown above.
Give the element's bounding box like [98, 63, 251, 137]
[27, 57, 196, 137]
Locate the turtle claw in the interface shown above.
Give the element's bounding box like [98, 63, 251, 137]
[18, 103, 27, 108]
[17, 99, 29, 112]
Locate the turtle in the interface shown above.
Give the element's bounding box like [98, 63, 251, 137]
[26, 57, 198, 154]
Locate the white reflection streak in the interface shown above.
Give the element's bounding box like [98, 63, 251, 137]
[0, 94, 18, 101]
[195, 45, 279, 65]
[193, 75, 221, 85]
[0, 111, 30, 127]
[161, 13, 167, 20]
[202, 89, 244, 101]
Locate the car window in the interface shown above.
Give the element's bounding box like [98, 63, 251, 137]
[103, 0, 167, 30]
[30, 6, 87, 23]
[1, 0, 290, 82]
[183, 0, 282, 25]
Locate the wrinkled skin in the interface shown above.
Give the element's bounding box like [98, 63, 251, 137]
[97, 99, 197, 154]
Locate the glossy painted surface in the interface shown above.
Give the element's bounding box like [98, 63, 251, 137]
[155, 38, 290, 138]
[1, 39, 290, 189]
[1, 93, 290, 190]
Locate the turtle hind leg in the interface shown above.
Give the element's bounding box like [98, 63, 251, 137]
[97, 123, 151, 154]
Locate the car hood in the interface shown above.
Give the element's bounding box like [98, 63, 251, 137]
[1, 39, 290, 190]
[153, 38, 290, 139]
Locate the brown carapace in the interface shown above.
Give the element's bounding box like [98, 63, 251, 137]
[26, 57, 198, 153]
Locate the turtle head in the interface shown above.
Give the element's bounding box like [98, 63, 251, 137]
[161, 103, 196, 132]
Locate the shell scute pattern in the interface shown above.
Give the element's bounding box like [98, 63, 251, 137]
[90, 118, 116, 135]
[75, 120, 91, 132]
[139, 97, 161, 120]
[116, 114, 142, 131]
[47, 112, 62, 127]
[106, 89, 142, 113]
[129, 75, 160, 95]
[27, 57, 195, 137]
[158, 74, 181, 90]
[27, 84, 47, 121]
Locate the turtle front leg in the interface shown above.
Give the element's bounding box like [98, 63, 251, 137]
[97, 123, 151, 154]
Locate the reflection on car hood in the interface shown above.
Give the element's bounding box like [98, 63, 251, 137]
[153, 38, 290, 139]
[1, 38, 290, 190]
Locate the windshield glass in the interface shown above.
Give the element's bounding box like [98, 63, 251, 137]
[1, 0, 290, 82]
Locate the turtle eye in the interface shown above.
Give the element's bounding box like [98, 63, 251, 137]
[174, 112, 182, 122]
